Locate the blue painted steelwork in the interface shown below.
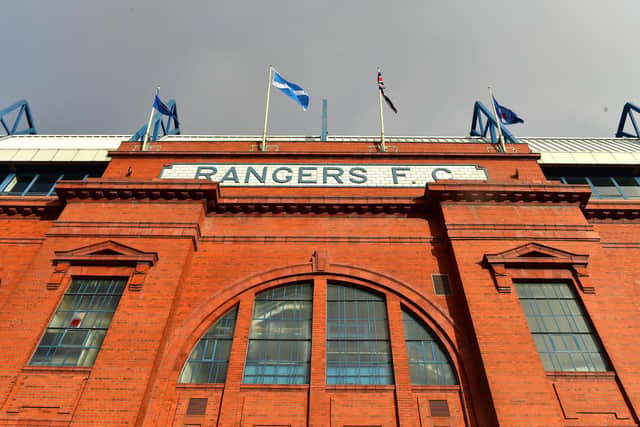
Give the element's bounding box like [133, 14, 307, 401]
[0, 100, 36, 135]
[129, 99, 180, 141]
[615, 102, 640, 138]
[321, 99, 328, 141]
[470, 101, 521, 144]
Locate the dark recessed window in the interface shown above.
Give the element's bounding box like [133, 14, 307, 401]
[0, 163, 105, 196]
[515, 282, 610, 372]
[30, 277, 126, 367]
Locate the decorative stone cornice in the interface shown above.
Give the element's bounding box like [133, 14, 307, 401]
[583, 200, 640, 221]
[209, 202, 417, 215]
[55, 179, 220, 204]
[0, 196, 63, 219]
[425, 181, 591, 206]
[55, 179, 421, 215]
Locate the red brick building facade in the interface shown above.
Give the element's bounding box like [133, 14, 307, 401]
[0, 137, 639, 426]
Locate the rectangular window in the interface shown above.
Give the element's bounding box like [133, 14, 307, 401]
[515, 282, 610, 372]
[30, 278, 127, 367]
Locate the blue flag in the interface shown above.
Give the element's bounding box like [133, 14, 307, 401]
[153, 94, 179, 127]
[272, 69, 309, 110]
[493, 97, 524, 125]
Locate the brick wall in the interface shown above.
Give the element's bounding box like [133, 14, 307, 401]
[0, 140, 637, 426]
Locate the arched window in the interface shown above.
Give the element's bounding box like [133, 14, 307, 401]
[402, 309, 457, 385]
[243, 283, 313, 384]
[326, 283, 393, 385]
[179, 306, 237, 383]
[178, 279, 460, 389]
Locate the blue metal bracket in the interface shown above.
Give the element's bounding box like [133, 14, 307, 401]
[129, 99, 180, 141]
[615, 102, 640, 138]
[470, 101, 521, 144]
[0, 100, 37, 135]
[321, 99, 328, 141]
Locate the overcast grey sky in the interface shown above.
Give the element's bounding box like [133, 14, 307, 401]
[1, 0, 639, 138]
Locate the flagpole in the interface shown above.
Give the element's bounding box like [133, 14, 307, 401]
[143, 87, 159, 151]
[378, 68, 386, 152]
[261, 66, 274, 152]
[488, 85, 506, 153]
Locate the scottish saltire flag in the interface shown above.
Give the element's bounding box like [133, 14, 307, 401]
[153, 93, 180, 127]
[493, 97, 524, 125]
[272, 69, 309, 110]
[377, 70, 398, 114]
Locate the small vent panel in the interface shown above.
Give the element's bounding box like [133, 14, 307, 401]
[429, 399, 450, 417]
[186, 397, 208, 415]
[432, 274, 452, 296]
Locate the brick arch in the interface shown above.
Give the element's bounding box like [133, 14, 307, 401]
[164, 263, 464, 377]
[142, 263, 473, 425]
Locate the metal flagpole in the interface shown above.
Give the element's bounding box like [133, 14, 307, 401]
[378, 68, 386, 152]
[488, 85, 506, 153]
[261, 66, 274, 152]
[142, 87, 159, 151]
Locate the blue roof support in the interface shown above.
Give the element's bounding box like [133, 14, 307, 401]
[321, 99, 328, 141]
[0, 100, 36, 135]
[470, 101, 521, 144]
[129, 99, 180, 142]
[615, 102, 640, 138]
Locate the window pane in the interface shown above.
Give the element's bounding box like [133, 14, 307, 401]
[242, 283, 312, 385]
[589, 176, 623, 198]
[326, 283, 393, 385]
[563, 176, 588, 185]
[402, 310, 457, 385]
[31, 278, 126, 367]
[180, 306, 238, 383]
[615, 177, 640, 198]
[2, 173, 35, 194]
[27, 173, 59, 195]
[515, 282, 610, 372]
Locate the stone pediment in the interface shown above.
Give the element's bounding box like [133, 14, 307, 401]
[484, 242, 588, 266]
[48, 241, 158, 291]
[483, 243, 593, 294]
[53, 240, 158, 266]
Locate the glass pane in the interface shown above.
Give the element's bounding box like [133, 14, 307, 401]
[402, 310, 457, 385]
[326, 283, 393, 385]
[243, 284, 312, 384]
[516, 283, 610, 372]
[27, 173, 59, 195]
[590, 176, 623, 198]
[564, 176, 588, 185]
[180, 307, 238, 383]
[30, 278, 126, 367]
[616, 177, 640, 198]
[3, 173, 35, 194]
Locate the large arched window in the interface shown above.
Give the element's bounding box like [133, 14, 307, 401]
[402, 309, 457, 385]
[326, 283, 393, 385]
[179, 306, 238, 383]
[243, 283, 313, 384]
[179, 278, 458, 388]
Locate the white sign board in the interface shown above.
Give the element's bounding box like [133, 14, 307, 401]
[160, 163, 488, 187]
